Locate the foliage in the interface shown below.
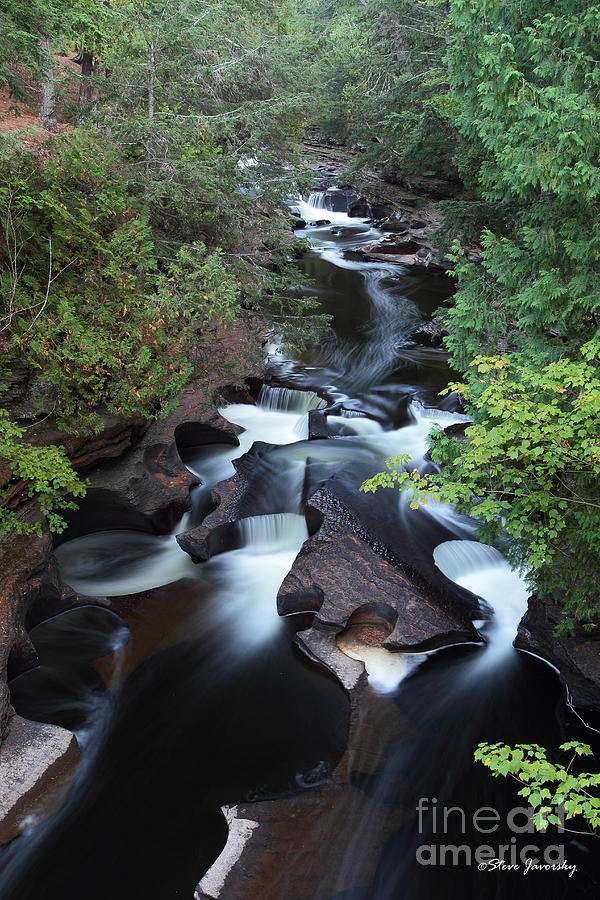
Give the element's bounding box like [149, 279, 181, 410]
[444, 1, 600, 367]
[0, 410, 87, 534]
[0, 131, 247, 433]
[299, 0, 457, 178]
[0, 1, 331, 534]
[474, 740, 600, 835]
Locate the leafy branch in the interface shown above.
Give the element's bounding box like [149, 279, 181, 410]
[474, 741, 600, 836]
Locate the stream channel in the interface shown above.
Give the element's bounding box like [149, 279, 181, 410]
[0, 190, 599, 899]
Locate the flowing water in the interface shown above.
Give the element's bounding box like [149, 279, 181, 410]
[1, 190, 598, 898]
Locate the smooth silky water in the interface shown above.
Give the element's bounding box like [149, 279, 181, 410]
[1, 191, 598, 899]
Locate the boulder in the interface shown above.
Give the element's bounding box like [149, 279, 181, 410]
[345, 232, 451, 272]
[374, 211, 411, 233]
[347, 198, 371, 218]
[362, 238, 422, 256]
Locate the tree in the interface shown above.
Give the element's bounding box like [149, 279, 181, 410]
[443, 1, 600, 368]
[299, 0, 456, 179]
[0, 130, 250, 433]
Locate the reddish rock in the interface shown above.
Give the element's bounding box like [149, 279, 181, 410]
[196, 679, 415, 900]
[0, 504, 62, 738]
[278, 529, 478, 652]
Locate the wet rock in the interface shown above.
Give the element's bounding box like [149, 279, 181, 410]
[308, 219, 332, 227]
[278, 527, 477, 652]
[296, 629, 365, 691]
[308, 410, 355, 439]
[0, 714, 81, 844]
[84, 393, 241, 535]
[347, 198, 371, 218]
[362, 238, 422, 256]
[195, 655, 414, 900]
[411, 315, 451, 348]
[345, 231, 450, 272]
[305, 484, 482, 621]
[176, 477, 244, 562]
[374, 212, 411, 233]
[370, 204, 394, 220]
[516, 597, 600, 712]
[0, 506, 61, 739]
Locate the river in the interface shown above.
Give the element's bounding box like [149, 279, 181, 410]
[0, 188, 598, 899]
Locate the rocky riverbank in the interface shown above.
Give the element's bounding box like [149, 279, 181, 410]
[0, 314, 263, 841]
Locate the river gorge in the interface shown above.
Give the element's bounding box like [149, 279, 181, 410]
[0, 186, 598, 899]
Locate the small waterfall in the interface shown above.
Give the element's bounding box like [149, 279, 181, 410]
[238, 512, 309, 553]
[295, 190, 369, 228]
[433, 540, 529, 660]
[410, 399, 471, 425]
[307, 191, 331, 210]
[433, 540, 503, 583]
[203, 513, 309, 652]
[257, 384, 327, 413]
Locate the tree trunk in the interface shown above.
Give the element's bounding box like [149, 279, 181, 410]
[78, 50, 95, 109]
[143, 39, 156, 206]
[147, 40, 155, 120]
[38, 39, 57, 133]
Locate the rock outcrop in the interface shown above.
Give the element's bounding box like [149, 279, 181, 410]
[0, 715, 81, 845]
[516, 597, 600, 712]
[347, 231, 450, 271]
[278, 488, 479, 664]
[279, 526, 477, 651]
[0, 505, 62, 737]
[0, 317, 263, 847]
[176, 476, 244, 562]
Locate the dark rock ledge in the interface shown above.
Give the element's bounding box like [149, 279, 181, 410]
[176, 476, 244, 562]
[516, 596, 600, 712]
[278, 489, 479, 654]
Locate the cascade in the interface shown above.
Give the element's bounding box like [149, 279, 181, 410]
[2, 181, 594, 900]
